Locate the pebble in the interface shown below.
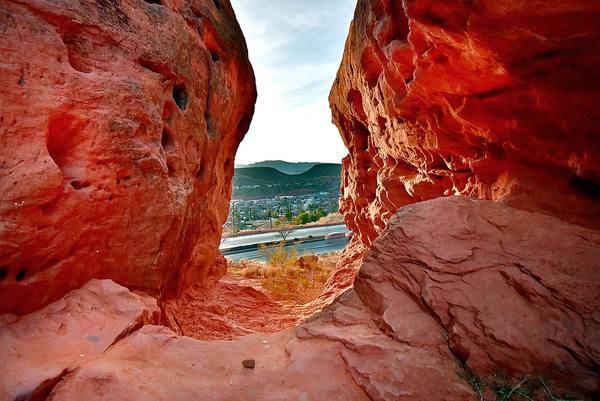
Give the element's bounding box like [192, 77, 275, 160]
[242, 359, 255, 369]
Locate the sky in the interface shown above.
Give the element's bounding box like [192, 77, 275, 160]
[230, 0, 356, 165]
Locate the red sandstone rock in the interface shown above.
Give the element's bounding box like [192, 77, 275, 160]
[2, 198, 596, 400]
[164, 274, 297, 340]
[0, 0, 256, 314]
[0, 279, 159, 401]
[48, 325, 379, 401]
[330, 0, 600, 248]
[356, 197, 600, 396]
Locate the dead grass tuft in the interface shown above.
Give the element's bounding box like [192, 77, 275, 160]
[229, 242, 337, 304]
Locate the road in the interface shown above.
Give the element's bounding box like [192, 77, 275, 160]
[222, 237, 349, 262]
[220, 224, 349, 250]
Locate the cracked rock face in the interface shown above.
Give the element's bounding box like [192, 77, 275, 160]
[18, 197, 597, 401]
[330, 0, 600, 247]
[357, 196, 600, 396]
[0, 0, 256, 314]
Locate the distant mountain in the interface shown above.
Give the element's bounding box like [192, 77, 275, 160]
[296, 164, 342, 179]
[232, 163, 342, 199]
[233, 164, 341, 186]
[235, 160, 320, 175]
[233, 167, 292, 186]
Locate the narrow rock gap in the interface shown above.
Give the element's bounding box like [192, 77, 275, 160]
[15, 267, 27, 281]
[571, 176, 600, 199]
[0, 266, 7, 280]
[339, 352, 377, 401]
[161, 127, 175, 151]
[172, 83, 189, 111]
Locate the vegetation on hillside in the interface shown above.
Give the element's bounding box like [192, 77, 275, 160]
[232, 163, 341, 199]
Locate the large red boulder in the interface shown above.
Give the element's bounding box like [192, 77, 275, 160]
[330, 0, 600, 247]
[356, 196, 600, 396]
[0, 279, 159, 401]
[0, 0, 256, 313]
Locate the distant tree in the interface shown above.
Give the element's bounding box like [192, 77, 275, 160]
[275, 217, 294, 241]
[313, 208, 326, 222]
[267, 208, 274, 229]
[294, 211, 312, 225]
[229, 202, 240, 234]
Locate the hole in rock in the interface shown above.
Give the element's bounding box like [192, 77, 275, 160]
[166, 161, 176, 176]
[422, 12, 447, 28]
[46, 112, 87, 171]
[210, 50, 219, 62]
[205, 111, 216, 138]
[143, 0, 162, 4]
[224, 157, 232, 170]
[0, 267, 7, 280]
[213, 0, 222, 11]
[15, 268, 26, 281]
[486, 142, 505, 160]
[161, 128, 175, 151]
[361, 45, 383, 88]
[434, 54, 449, 64]
[172, 83, 189, 111]
[571, 176, 600, 199]
[196, 161, 205, 179]
[347, 89, 367, 122]
[61, 33, 94, 73]
[70, 180, 91, 190]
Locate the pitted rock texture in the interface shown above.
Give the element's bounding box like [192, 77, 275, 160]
[0, 0, 256, 313]
[330, 0, 600, 247]
[6, 197, 592, 401]
[0, 279, 159, 401]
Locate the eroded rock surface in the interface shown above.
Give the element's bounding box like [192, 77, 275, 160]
[356, 197, 600, 396]
[0, 279, 159, 401]
[0, 0, 256, 314]
[330, 0, 600, 247]
[6, 197, 591, 401]
[164, 274, 297, 340]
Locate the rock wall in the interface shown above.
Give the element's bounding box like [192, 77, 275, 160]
[330, 0, 600, 247]
[0, 0, 256, 314]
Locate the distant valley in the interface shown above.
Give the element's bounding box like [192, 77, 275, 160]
[227, 161, 343, 233]
[232, 162, 341, 200]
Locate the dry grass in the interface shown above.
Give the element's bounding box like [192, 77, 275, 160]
[315, 212, 344, 225]
[229, 243, 338, 304]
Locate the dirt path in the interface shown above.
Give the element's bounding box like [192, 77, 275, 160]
[167, 253, 344, 340]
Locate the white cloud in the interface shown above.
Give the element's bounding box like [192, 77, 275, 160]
[230, 0, 356, 164]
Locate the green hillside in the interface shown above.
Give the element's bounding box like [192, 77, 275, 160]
[297, 163, 341, 179]
[233, 167, 292, 186]
[232, 163, 342, 199]
[235, 160, 319, 174]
